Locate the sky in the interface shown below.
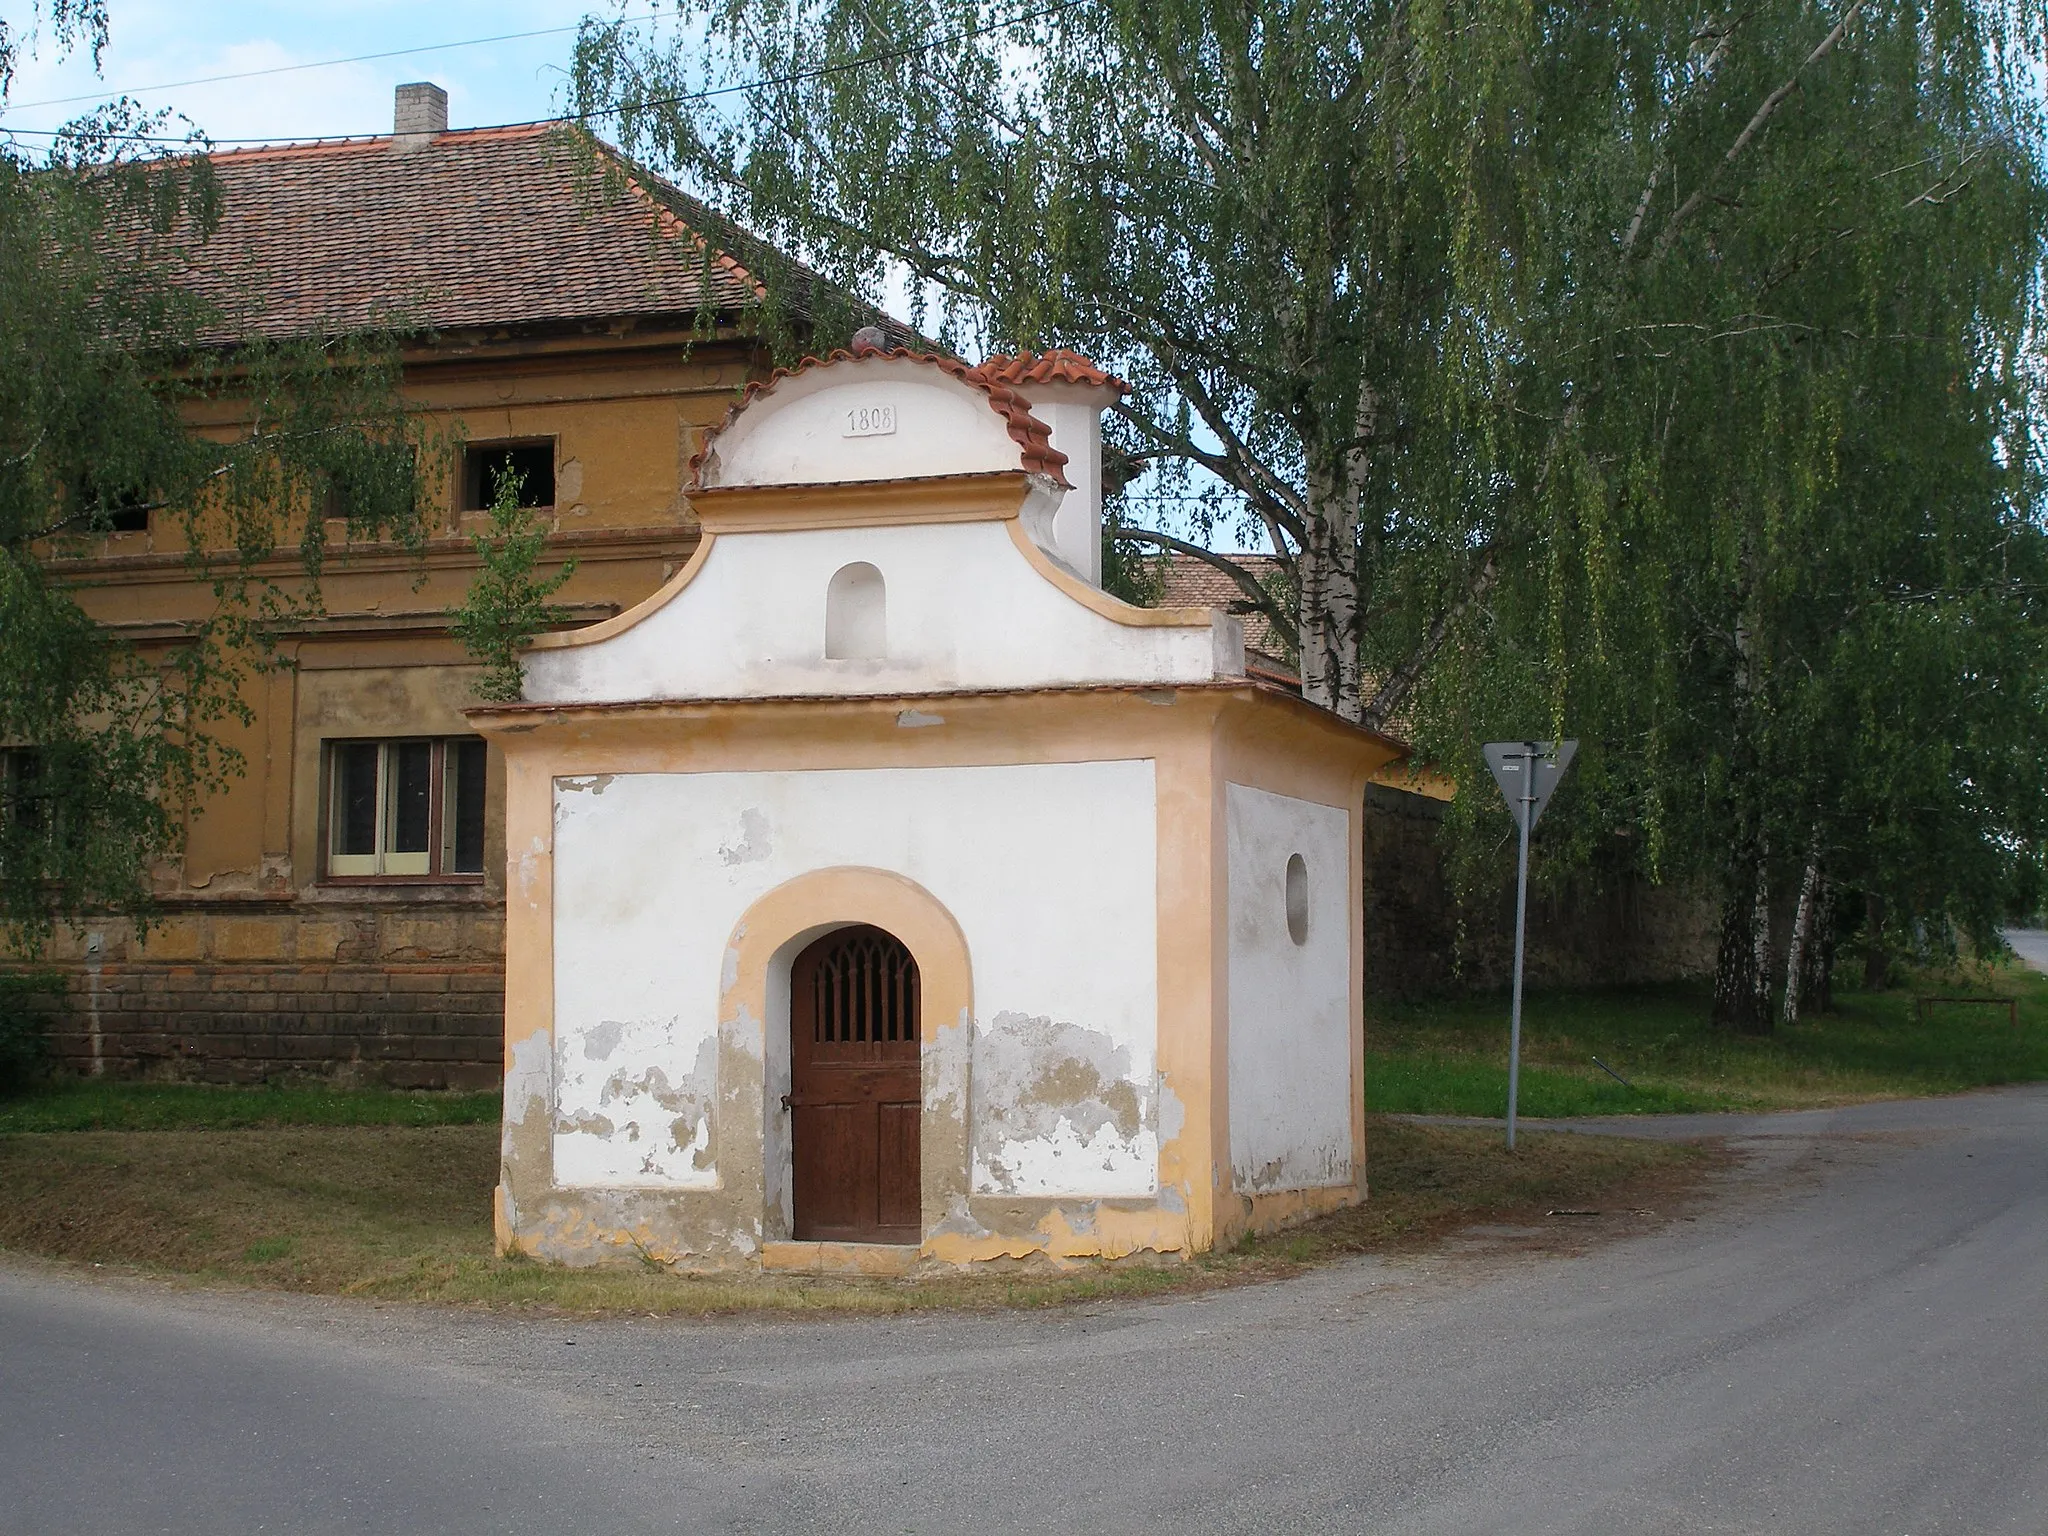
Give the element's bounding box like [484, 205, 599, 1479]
[0, 1, 650, 146]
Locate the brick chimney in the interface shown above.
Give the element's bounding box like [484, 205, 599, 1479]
[394, 82, 448, 143]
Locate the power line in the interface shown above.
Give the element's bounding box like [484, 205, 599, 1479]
[0, 14, 665, 113]
[0, 0, 1091, 147]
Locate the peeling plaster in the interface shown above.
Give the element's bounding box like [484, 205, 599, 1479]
[929, 1195, 990, 1239]
[972, 1012, 1158, 1198]
[499, 1028, 555, 1241]
[925, 1009, 973, 1117]
[554, 1025, 721, 1187]
[513, 834, 547, 901]
[503, 1029, 552, 1129]
[718, 807, 772, 865]
[896, 708, 945, 728]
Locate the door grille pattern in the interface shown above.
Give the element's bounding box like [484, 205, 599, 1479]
[809, 926, 920, 1046]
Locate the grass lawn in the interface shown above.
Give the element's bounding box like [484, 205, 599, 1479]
[0, 1081, 500, 1133]
[12, 954, 2026, 1311]
[0, 1112, 1704, 1315]
[1370, 961, 2048, 1117]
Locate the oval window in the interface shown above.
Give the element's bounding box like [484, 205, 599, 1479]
[824, 561, 886, 660]
[1285, 853, 1310, 946]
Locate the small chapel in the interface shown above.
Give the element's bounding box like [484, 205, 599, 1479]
[473, 334, 1404, 1272]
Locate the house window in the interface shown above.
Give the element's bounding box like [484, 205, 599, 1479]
[326, 738, 487, 879]
[463, 440, 555, 511]
[0, 747, 47, 833]
[102, 493, 151, 533]
[324, 442, 419, 525]
[72, 475, 150, 534]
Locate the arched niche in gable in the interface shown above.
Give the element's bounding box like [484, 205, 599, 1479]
[825, 561, 887, 660]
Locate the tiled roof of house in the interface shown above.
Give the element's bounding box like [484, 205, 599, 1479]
[1150, 552, 1430, 732]
[1154, 551, 1289, 657]
[690, 345, 1072, 488]
[170, 123, 828, 342]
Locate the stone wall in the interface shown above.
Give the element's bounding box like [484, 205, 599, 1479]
[8, 899, 504, 1089]
[1363, 783, 1716, 999]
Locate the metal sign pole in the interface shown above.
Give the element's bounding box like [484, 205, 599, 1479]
[1482, 738, 1576, 1155]
[1507, 747, 1535, 1152]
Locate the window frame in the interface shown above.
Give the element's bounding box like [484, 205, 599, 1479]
[320, 736, 488, 885]
[461, 438, 557, 513]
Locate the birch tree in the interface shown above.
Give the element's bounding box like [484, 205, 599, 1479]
[574, 0, 2048, 1020]
[570, 0, 2028, 729]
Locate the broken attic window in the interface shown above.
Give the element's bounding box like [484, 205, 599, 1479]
[463, 440, 555, 511]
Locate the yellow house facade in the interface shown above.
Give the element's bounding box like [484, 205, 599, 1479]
[21, 88, 840, 1084]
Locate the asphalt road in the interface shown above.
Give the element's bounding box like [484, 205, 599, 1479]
[3, 1085, 2044, 1535]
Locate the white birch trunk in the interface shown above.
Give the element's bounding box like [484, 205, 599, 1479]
[1299, 386, 1368, 723]
[1299, 474, 1363, 719]
[1782, 841, 1822, 1028]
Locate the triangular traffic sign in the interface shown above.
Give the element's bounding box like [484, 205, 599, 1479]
[1482, 740, 1578, 833]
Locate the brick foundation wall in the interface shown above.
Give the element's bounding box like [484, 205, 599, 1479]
[26, 962, 504, 1089]
[6, 901, 506, 1089]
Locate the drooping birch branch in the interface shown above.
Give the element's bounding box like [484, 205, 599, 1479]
[1650, 0, 1870, 260]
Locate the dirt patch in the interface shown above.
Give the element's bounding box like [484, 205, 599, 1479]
[0, 1117, 1725, 1316]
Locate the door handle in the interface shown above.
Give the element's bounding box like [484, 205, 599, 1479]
[780, 1093, 793, 1111]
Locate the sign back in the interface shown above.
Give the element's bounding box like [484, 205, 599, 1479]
[1482, 740, 1578, 832]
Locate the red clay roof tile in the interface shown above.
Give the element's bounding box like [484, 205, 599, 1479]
[975, 349, 1128, 396]
[171, 123, 782, 342]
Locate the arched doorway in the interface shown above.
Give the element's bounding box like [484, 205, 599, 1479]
[789, 924, 921, 1243]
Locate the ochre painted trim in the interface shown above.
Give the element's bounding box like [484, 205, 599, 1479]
[525, 534, 716, 650]
[1238, 1185, 1357, 1237]
[691, 471, 1040, 534]
[1003, 519, 1218, 630]
[468, 680, 1409, 766]
[722, 866, 974, 1055]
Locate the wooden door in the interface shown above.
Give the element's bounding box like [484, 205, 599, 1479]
[790, 925, 921, 1243]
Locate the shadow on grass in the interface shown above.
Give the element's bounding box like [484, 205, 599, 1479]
[0, 1081, 500, 1132]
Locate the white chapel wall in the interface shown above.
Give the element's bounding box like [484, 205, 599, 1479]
[521, 518, 1239, 705]
[549, 761, 1163, 1198]
[1225, 783, 1355, 1193]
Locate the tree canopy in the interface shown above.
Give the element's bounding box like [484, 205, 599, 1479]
[0, 8, 427, 950]
[576, 0, 2048, 1020]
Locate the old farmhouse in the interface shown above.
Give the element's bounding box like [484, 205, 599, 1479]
[20, 86, 879, 1085]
